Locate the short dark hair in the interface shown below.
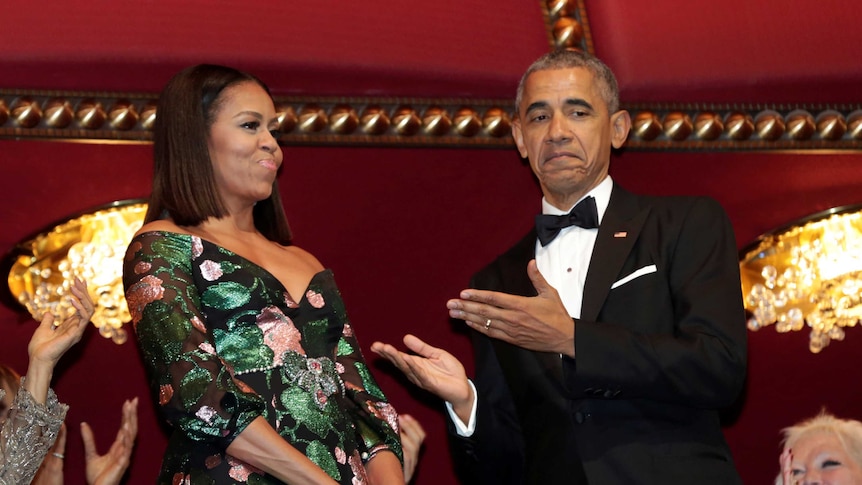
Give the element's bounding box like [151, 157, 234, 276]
[145, 64, 291, 244]
[515, 49, 620, 115]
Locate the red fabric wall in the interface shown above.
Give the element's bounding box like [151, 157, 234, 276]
[2, 139, 861, 484]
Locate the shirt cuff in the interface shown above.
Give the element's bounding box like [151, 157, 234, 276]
[445, 379, 478, 437]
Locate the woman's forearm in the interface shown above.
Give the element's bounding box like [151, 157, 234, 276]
[225, 417, 338, 485]
[365, 450, 404, 485]
[22, 359, 54, 406]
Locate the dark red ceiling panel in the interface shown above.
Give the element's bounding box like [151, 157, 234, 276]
[1, 0, 549, 98]
[585, 0, 862, 104]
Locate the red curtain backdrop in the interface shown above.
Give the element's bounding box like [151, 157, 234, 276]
[2, 139, 862, 484]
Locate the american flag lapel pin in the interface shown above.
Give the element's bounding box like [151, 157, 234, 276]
[613, 231, 627, 238]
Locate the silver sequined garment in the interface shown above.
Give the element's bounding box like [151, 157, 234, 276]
[0, 380, 68, 485]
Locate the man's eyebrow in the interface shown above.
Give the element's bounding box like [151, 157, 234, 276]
[524, 101, 549, 114]
[524, 98, 594, 114]
[564, 98, 593, 110]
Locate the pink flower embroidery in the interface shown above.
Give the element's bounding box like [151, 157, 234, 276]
[159, 384, 174, 405]
[199, 342, 216, 355]
[256, 306, 305, 364]
[125, 241, 142, 261]
[342, 324, 354, 337]
[204, 454, 222, 469]
[196, 406, 217, 424]
[134, 260, 151, 274]
[191, 315, 207, 333]
[335, 446, 347, 464]
[349, 450, 369, 484]
[226, 455, 264, 482]
[367, 401, 399, 432]
[284, 294, 299, 308]
[199, 260, 223, 281]
[126, 275, 165, 326]
[306, 289, 325, 308]
[335, 362, 345, 374]
[171, 473, 190, 485]
[191, 236, 203, 259]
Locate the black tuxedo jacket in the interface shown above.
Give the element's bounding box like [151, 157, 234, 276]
[448, 184, 747, 484]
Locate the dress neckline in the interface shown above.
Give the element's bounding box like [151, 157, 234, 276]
[133, 230, 331, 305]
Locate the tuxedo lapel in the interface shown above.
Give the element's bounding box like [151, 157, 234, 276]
[498, 229, 539, 297]
[492, 229, 567, 383]
[581, 185, 650, 322]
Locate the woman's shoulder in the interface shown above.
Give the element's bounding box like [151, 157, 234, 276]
[282, 244, 325, 273]
[135, 219, 190, 237]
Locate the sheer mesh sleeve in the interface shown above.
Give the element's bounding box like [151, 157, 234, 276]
[123, 231, 264, 448]
[0, 383, 67, 485]
[335, 325, 402, 464]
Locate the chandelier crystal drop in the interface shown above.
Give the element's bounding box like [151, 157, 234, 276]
[740, 205, 862, 353]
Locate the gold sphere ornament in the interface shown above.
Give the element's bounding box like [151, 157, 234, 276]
[76, 99, 106, 130]
[298, 104, 327, 133]
[725, 112, 754, 140]
[359, 106, 390, 135]
[847, 110, 862, 140]
[482, 108, 511, 138]
[632, 111, 662, 141]
[454, 108, 481, 137]
[662, 112, 693, 141]
[694, 112, 724, 140]
[44, 98, 74, 128]
[816, 111, 847, 140]
[755, 111, 785, 141]
[109, 100, 139, 131]
[785, 110, 816, 140]
[0, 99, 8, 126]
[329, 105, 358, 135]
[11, 97, 42, 128]
[552, 17, 583, 49]
[140, 102, 157, 131]
[275, 105, 297, 135]
[547, 0, 578, 18]
[392, 106, 421, 136]
[422, 106, 451, 136]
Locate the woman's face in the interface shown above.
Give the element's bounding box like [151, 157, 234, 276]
[207, 81, 283, 212]
[789, 431, 862, 484]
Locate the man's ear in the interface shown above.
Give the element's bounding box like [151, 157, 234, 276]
[511, 118, 529, 159]
[610, 110, 632, 149]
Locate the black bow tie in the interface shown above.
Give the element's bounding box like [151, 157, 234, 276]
[535, 196, 599, 246]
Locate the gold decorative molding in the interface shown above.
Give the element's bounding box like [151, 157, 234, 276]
[2, 90, 860, 151]
[0, 90, 514, 148]
[1, 1, 859, 151]
[541, 0, 594, 53]
[624, 104, 862, 150]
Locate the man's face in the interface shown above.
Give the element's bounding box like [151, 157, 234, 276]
[512, 67, 630, 210]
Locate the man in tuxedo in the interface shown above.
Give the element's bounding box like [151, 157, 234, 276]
[371, 49, 747, 484]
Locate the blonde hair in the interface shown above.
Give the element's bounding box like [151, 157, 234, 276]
[775, 411, 862, 484]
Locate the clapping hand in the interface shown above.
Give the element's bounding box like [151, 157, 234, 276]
[82, 397, 139, 485]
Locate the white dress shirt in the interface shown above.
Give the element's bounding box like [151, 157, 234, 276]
[447, 175, 614, 436]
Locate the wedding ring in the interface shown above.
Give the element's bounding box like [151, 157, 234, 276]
[52, 452, 65, 459]
[484, 318, 492, 330]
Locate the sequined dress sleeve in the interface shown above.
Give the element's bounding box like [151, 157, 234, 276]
[122, 231, 265, 449]
[0, 383, 68, 485]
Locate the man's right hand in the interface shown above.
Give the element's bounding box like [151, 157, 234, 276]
[370, 335, 474, 421]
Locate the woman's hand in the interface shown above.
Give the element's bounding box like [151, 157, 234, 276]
[399, 414, 426, 483]
[24, 278, 94, 405]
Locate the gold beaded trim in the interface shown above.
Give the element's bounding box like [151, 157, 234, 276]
[0, 1, 858, 151]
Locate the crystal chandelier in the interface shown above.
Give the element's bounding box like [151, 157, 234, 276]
[740, 204, 862, 353]
[5, 200, 147, 344]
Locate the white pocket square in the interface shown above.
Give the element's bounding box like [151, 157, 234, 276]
[611, 264, 657, 289]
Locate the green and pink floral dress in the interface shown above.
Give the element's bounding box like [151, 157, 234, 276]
[123, 231, 401, 484]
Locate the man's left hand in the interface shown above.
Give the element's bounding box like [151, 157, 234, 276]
[447, 259, 576, 357]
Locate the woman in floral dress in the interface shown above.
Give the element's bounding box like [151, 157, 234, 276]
[123, 65, 403, 485]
